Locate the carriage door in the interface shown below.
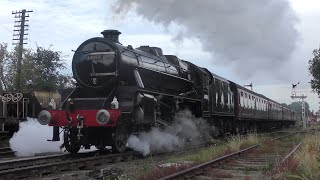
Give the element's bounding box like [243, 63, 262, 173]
[202, 74, 210, 117]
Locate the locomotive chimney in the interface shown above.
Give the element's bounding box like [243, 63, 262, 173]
[101, 30, 121, 43]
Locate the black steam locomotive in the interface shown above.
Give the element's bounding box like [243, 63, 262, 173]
[38, 30, 296, 153]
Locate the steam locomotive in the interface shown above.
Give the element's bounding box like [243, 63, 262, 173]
[38, 30, 296, 153]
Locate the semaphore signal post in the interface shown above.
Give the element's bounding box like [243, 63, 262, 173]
[291, 83, 307, 129]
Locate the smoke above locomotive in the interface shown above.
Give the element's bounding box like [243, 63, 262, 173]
[112, 0, 299, 80]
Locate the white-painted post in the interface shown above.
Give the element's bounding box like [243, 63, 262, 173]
[302, 100, 306, 129]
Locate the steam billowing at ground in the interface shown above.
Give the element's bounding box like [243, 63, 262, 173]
[10, 112, 212, 157]
[9, 118, 62, 156]
[127, 110, 214, 156]
[9, 118, 97, 156]
[112, 0, 299, 79]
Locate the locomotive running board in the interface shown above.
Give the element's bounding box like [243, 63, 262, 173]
[137, 89, 201, 102]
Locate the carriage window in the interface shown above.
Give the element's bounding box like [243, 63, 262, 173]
[251, 96, 254, 109]
[264, 101, 268, 111]
[231, 93, 233, 106]
[254, 98, 258, 109]
[216, 92, 218, 106]
[221, 93, 225, 106]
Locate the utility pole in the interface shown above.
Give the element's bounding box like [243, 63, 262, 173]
[291, 83, 307, 129]
[12, 9, 33, 91]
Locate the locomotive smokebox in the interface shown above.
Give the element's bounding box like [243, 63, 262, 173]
[101, 29, 121, 43]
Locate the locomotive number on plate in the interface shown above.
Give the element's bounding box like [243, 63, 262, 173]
[87, 54, 103, 61]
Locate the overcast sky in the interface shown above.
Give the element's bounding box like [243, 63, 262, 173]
[0, 0, 320, 111]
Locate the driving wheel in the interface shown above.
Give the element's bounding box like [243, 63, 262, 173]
[112, 126, 128, 153]
[64, 128, 81, 153]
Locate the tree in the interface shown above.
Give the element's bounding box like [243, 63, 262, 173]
[288, 101, 310, 115]
[0, 43, 9, 90]
[23, 46, 73, 91]
[281, 103, 289, 108]
[308, 47, 320, 96]
[0, 43, 18, 90]
[0, 43, 74, 91]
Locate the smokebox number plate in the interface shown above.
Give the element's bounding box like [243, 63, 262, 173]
[87, 54, 103, 61]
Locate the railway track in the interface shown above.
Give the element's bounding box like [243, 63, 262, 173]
[0, 129, 309, 179]
[0, 138, 219, 179]
[0, 150, 135, 179]
[0, 147, 15, 158]
[159, 131, 304, 180]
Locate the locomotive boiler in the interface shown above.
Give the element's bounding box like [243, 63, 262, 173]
[38, 30, 296, 154]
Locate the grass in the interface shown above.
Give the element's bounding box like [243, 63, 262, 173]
[168, 144, 228, 163]
[228, 133, 260, 151]
[271, 132, 320, 179]
[168, 133, 260, 164]
[292, 133, 320, 179]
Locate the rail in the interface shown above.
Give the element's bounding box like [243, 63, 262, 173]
[0, 151, 135, 179]
[281, 141, 303, 163]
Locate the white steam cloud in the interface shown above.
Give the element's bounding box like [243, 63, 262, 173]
[9, 118, 97, 156]
[127, 110, 214, 156]
[9, 118, 62, 157]
[112, 0, 299, 79]
[9, 112, 212, 156]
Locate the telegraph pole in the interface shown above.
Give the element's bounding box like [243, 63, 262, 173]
[12, 9, 33, 91]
